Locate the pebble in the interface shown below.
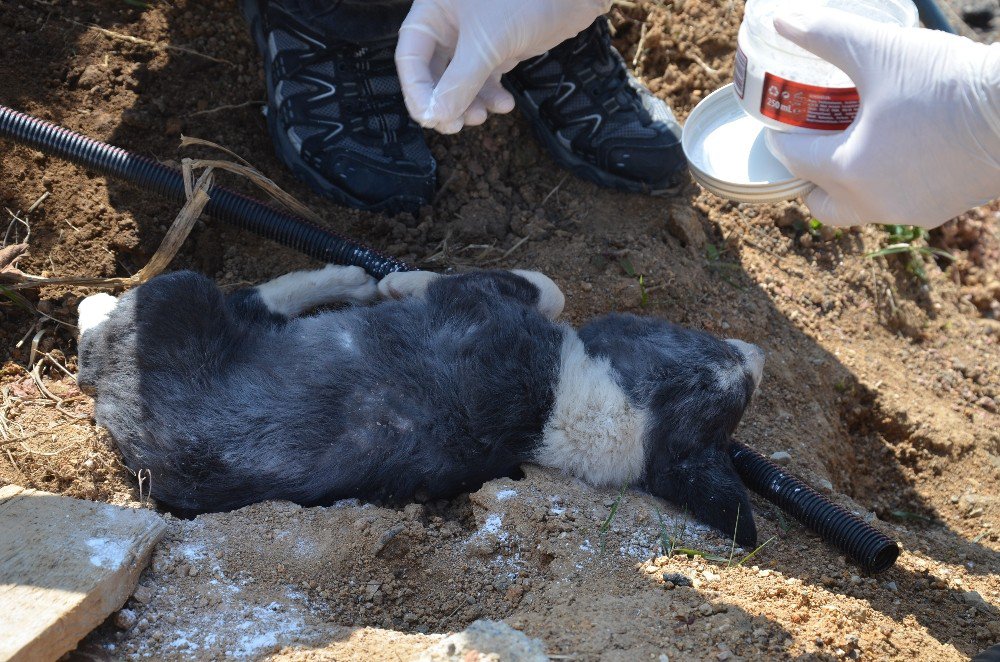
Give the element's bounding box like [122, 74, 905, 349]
[662, 572, 693, 587]
[884, 581, 898, 592]
[131, 585, 154, 605]
[698, 602, 714, 616]
[114, 609, 138, 630]
[374, 524, 406, 555]
[770, 451, 792, 465]
[960, 590, 992, 612]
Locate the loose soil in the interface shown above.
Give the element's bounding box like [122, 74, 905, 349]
[1, 1, 998, 660]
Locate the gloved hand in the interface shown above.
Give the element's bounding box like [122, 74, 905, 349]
[396, 0, 611, 134]
[765, 8, 1000, 228]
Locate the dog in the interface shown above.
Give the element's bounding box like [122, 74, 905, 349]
[77, 266, 764, 546]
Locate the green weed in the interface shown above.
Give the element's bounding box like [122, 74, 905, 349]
[618, 258, 649, 308]
[599, 483, 628, 554]
[865, 225, 954, 281]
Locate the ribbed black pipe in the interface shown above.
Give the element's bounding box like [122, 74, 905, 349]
[914, 0, 956, 33]
[730, 441, 900, 574]
[0, 104, 411, 278]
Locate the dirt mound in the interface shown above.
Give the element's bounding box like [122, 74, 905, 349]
[2, 1, 998, 660]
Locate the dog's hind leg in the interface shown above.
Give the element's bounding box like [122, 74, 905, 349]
[254, 265, 378, 317]
[377, 270, 442, 301]
[379, 270, 564, 320]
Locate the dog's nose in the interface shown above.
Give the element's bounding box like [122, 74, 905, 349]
[726, 339, 764, 389]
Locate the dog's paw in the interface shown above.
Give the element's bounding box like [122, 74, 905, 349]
[319, 265, 377, 303]
[511, 270, 565, 320]
[378, 271, 441, 300]
[78, 293, 119, 334]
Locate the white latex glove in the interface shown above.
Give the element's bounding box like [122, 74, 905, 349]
[396, 0, 611, 134]
[764, 8, 1000, 228]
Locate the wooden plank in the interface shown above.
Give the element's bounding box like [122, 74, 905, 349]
[0, 485, 166, 662]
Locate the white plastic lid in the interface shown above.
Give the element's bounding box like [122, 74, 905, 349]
[682, 84, 815, 204]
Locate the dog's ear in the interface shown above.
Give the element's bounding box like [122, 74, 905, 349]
[646, 443, 757, 548]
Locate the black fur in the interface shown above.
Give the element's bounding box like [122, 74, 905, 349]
[79, 269, 761, 545]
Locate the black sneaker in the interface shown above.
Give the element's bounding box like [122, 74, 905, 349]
[242, 0, 436, 214]
[504, 17, 686, 195]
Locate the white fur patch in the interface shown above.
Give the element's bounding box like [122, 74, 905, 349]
[257, 265, 376, 317]
[534, 330, 648, 487]
[725, 339, 765, 390]
[377, 270, 441, 300]
[78, 293, 119, 334]
[511, 270, 565, 320]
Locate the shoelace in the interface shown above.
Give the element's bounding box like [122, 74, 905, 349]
[566, 19, 637, 112]
[309, 39, 414, 142]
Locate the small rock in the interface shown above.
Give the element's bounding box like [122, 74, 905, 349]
[581, 282, 593, 292]
[770, 451, 792, 465]
[817, 478, 834, 494]
[417, 619, 547, 661]
[960, 590, 994, 613]
[698, 602, 714, 616]
[374, 523, 406, 556]
[884, 581, 898, 592]
[131, 585, 154, 605]
[665, 205, 707, 251]
[114, 609, 138, 630]
[77, 64, 104, 89]
[662, 572, 693, 587]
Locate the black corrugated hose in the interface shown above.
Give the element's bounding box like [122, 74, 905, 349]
[0, 102, 899, 574]
[730, 441, 900, 574]
[0, 104, 411, 278]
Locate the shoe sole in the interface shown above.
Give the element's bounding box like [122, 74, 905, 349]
[503, 80, 687, 197]
[241, 0, 430, 216]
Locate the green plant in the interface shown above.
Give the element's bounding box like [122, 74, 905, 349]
[618, 258, 649, 307]
[656, 506, 690, 558]
[734, 536, 777, 567]
[796, 217, 843, 241]
[865, 224, 954, 281]
[655, 503, 778, 567]
[704, 243, 743, 288]
[598, 483, 628, 554]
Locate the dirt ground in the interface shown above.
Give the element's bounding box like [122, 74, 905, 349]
[1, 1, 999, 660]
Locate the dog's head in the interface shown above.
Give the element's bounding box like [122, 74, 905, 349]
[579, 314, 764, 546]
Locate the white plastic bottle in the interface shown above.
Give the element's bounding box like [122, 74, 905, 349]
[734, 0, 919, 133]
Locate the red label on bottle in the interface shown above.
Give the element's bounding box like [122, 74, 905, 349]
[760, 72, 859, 130]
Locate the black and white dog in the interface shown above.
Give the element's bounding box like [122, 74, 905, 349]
[77, 266, 764, 546]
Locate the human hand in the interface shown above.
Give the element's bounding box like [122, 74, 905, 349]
[764, 8, 1000, 228]
[395, 0, 611, 134]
